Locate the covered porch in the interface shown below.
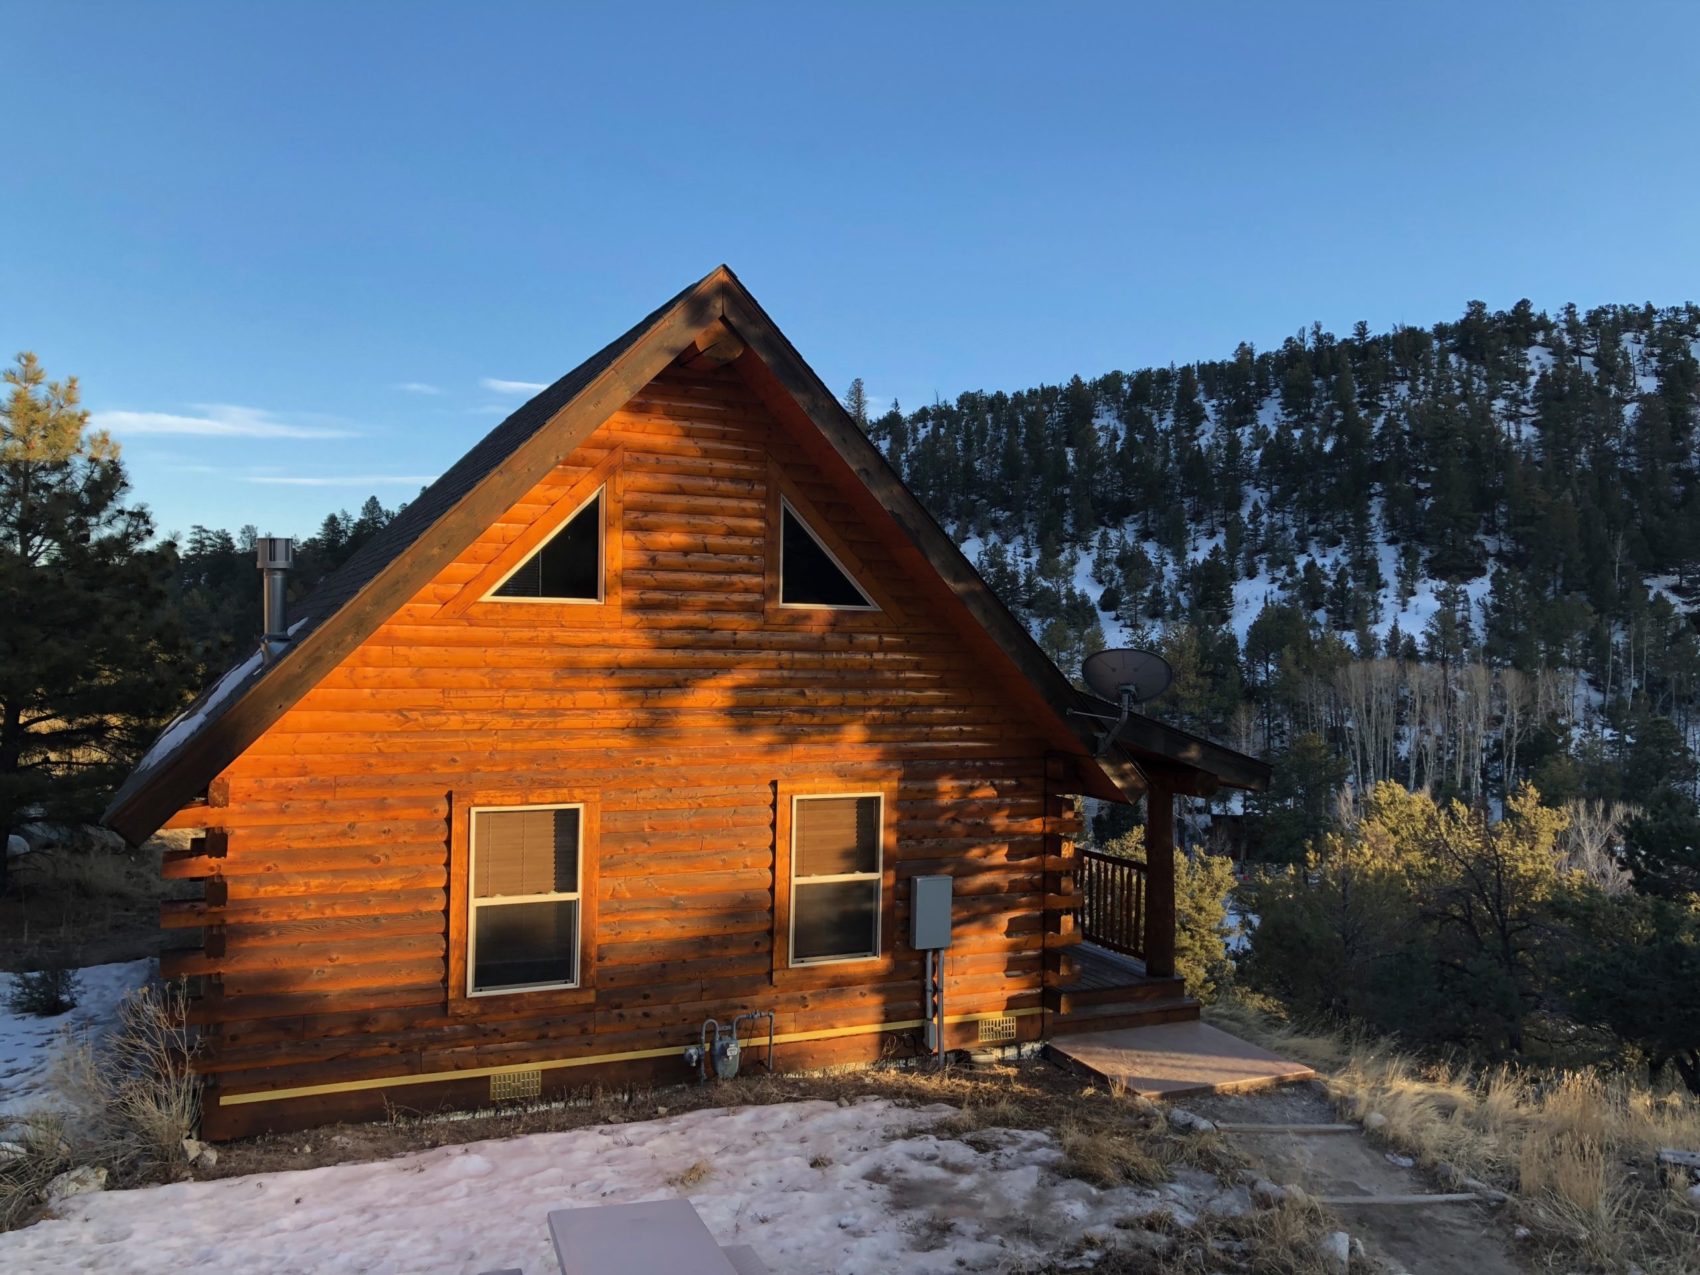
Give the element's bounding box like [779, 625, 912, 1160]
[1048, 713, 1270, 1035]
[1045, 721, 1310, 1095]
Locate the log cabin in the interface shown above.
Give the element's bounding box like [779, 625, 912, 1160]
[104, 266, 1270, 1139]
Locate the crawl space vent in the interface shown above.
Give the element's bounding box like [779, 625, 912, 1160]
[977, 1016, 1019, 1044]
[490, 1069, 542, 1103]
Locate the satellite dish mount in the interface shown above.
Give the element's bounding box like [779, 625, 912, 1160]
[1075, 649, 1174, 756]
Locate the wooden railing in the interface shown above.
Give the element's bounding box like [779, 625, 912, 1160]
[1078, 848, 1147, 960]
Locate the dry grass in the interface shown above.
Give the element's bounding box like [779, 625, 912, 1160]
[1010, 1197, 1338, 1275]
[1057, 1117, 1166, 1187]
[0, 1113, 77, 1231]
[1209, 992, 1700, 1273]
[0, 979, 201, 1232]
[0, 833, 183, 972]
[665, 1159, 713, 1190]
[53, 979, 202, 1179]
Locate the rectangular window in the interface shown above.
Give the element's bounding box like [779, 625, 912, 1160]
[789, 793, 882, 965]
[467, 804, 583, 995]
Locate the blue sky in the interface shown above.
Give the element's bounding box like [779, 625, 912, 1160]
[4, 2, 1699, 539]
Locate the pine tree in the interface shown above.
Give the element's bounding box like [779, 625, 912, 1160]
[0, 354, 195, 887]
[843, 378, 870, 432]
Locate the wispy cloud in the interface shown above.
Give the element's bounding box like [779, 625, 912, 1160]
[469, 404, 512, 415]
[244, 474, 438, 488]
[393, 382, 443, 395]
[480, 377, 549, 394]
[95, 404, 358, 440]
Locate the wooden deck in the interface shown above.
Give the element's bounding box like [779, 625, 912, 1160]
[1046, 941, 1201, 1034]
[1048, 1020, 1315, 1098]
[1071, 941, 1151, 991]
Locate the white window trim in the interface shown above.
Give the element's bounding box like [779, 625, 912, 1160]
[788, 791, 884, 967]
[467, 802, 584, 997]
[482, 485, 606, 605]
[777, 497, 878, 612]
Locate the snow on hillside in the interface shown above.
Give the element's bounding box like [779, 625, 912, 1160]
[947, 330, 1700, 675]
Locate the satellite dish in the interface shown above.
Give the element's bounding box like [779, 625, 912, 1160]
[1076, 648, 1173, 757]
[1083, 648, 1173, 708]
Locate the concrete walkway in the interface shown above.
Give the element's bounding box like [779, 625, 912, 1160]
[1048, 1019, 1316, 1097]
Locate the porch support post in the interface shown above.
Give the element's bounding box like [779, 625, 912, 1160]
[1143, 782, 1177, 979]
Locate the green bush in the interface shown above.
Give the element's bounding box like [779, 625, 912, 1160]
[1098, 827, 1238, 1003]
[5, 968, 81, 1017]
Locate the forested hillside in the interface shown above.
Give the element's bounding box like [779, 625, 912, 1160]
[853, 300, 1700, 875]
[146, 300, 1700, 891]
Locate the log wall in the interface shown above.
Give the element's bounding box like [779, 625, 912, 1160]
[162, 359, 1086, 1137]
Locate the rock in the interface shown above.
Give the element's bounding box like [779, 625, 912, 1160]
[1686, 1183, 1700, 1209]
[1362, 1111, 1388, 1131]
[17, 822, 126, 855]
[1513, 1226, 1532, 1241]
[1349, 1236, 1366, 1261]
[180, 1137, 218, 1167]
[1282, 1182, 1309, 1204]
[45, 1166, 108, 1202]
[1250, 1178, 1287, 1208]
[1463, 1176, 1508, 1203]
[1384, 1151, 1415, 1168]
[1166, 1107, 1217, 1134]
[1318, 1230, 1350, 1275]
[5, 834, 27, 859]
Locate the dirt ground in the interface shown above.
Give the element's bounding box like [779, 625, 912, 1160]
[0, 835, 190, 972]
[195, 1057, 1204, 1183]
[1185, 1083, 1529, 1275]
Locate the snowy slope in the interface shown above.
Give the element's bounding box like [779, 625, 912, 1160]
[0, 960, 153, 1118]
[944, 328, 1700, 672]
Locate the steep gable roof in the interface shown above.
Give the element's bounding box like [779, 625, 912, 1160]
[104, 266, 1265, 843]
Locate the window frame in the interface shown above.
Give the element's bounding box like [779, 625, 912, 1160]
[776, 496, 878, 612]
[434, 446, 624, 623]
[482, 484, 606, 606]
[448, 789, 599, 1013]
[786, 790, 886, 968]
[465, 801, 586, 997]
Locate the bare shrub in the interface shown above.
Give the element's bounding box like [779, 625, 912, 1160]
[53, 979, 201, 1179]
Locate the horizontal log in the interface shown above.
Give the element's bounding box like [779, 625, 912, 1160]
[165, 888, 447, 928]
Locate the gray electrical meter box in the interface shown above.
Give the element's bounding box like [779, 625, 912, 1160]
[911, 874, 953, 950]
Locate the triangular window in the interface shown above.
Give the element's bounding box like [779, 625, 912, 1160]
[489, 487, 603, 601]
[780, 501, 875, 609]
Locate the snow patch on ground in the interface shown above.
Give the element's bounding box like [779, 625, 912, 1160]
[0, 960, 153, 1118]
[0, 1099, 1247, 1273]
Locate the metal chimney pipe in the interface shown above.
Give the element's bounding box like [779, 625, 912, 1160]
[256, 537, 295, 663]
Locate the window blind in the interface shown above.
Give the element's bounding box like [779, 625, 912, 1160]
[794, 795, 879, 877]
[474, 808, 580, 898]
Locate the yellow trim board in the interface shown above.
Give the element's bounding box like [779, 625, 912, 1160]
[218, 1008, 1042, 1107]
